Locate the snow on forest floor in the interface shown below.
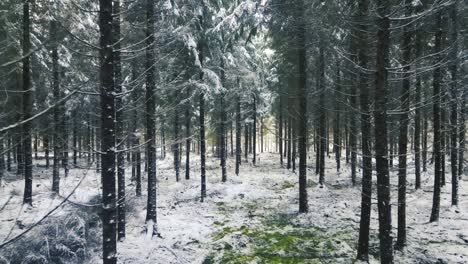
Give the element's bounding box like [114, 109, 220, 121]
[0, 153, 467, 263]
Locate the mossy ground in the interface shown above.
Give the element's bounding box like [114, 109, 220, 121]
[205, 197, 356, 264]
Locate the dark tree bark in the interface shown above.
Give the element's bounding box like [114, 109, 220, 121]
[185, 89, 191, 180]
[22, 0, 33, 205]
[161, 117, 166, 160]
[235, 95, 241, 176]
[449, 0, 459, 206]
[198, 33, 207, 201]
[220, 60, 227, 182]
[356, 0, 372, 259]
[173, 109, 180, 182]
[279, 96, 284, 166]
[33, 132, 38, 160]
[145, 0, 158, 236]
[44, 134, 49, 168]
[318, 46, 326, 186]
[7, 137, 11, 171]
[292, 123, 296, 173]
[349, 41, 358, 186]
[252, 95, 257, 165]
[72, 111, 78, 166]
[414, 26, 422, 189]
[0, 139, 4, 184]
[98, 0, 117, 261]
[113, 0, 125, 241]
[287, 114, 292, 170]
[374, 0, 393, 262]
[333, 63, 341, 172]
[396, 1, 412, 249]
[244, 120, 249, 161]
[430, 11, 444, 223]
[260, 118, 264, 153]
[297, 0, 308, 214]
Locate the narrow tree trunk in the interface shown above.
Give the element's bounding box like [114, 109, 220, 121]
[356, 0, 373, 259]
[297, 1, 308, 213]
[7, 137, 11, 171]
[374, 1, 394, 262]
[396, 2, 412, 249]
[145, 0, 158, 236]
[22, 0, 33, 205]
[333, 63, 341, 172]
[44, 134, 49, 169]
[98, 0, 117, 261]
[430, 11, 444, 223]
[414, 27, 422, 189]
[318, 46, 326, 186]
[113, 0, 125, 241]
[287, 115, 292, 170]
[279, 97, 284, 166]
[185, 90, 191, 180]
[73, 111, 78, 166]
[244, 121, 249, 161]
[235, 96, 241, 176]
[173, 110, 180, 182]
[449, 0, 459, 206]
[261, 118, 264, 153]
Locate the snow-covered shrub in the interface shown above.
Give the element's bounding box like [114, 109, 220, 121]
[3, 199, 102, 264]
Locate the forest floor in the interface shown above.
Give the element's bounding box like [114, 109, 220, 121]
[0, 152, 467, 264]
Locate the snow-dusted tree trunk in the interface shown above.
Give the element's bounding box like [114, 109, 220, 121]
[113, 0, 126, 241]
[98, 0, 117, 261]
[430, 9, 444, 223]
[51, 20, 60, 194]
[22, 0, 33, 205]
[449, 0, 459, 206]
[145, 0, 158, 236]
[252, 95, 257, 165]
[236, 95, 241, 175]
[297, 0, 308, 214]
[396, 0, 412, 250]
[356, 0, 372, 260]
[185, 89, 191, 180]
[374, 0, 393, 262]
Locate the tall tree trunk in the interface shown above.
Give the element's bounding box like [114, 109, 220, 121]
[235, 96, 241, 176]
[356, 0, 372, 259]
[198, 33, 207, 202]
[374, 1, 393, 262]
[279, 96, 284, 166]
[252, 95, 257, 166]
[297, 0, 308, 213]
[113, 0, 126, 241]
[22, 0, 33, 205]
[318, 46, 326, 186]
[33, 132, 38, 160]
[98, 0, 117, 261]
[396, 1, 412, 249]
[73, 112, 78, 166]
[7, 137, 11, 171]
[449, 0, 459, 206]
[145, 0, 158, 236]
[261, 118, 264, 153]
[287, 114, 292, 169]
[173, 109, 180, 182]
[414, 26, 422, 189]
[220, 60, 227, 181]
[292, 124, 296, 173]
[244, 120, 249, 161]
[44, 134, 49, 169]
[333, 63, 341, 172]
[430, 11, 444, 223]
[185, 90, 191, 180]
